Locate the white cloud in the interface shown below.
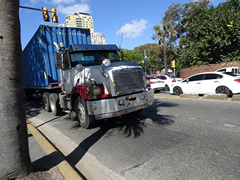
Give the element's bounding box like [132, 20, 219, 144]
[117, 19, 149, 39]
[57, 4, 91, 15]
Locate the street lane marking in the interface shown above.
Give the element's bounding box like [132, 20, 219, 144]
[224, 124, 236, 128]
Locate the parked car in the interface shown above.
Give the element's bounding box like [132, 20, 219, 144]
[146, 76, 165, 92]
[170, 72, 240, 96]
[215, 67, 240, 76]
[157, 75, 182, 91]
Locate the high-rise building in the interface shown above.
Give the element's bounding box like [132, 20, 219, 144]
[64, 12, 94, 43]
[92, 33, 106, 45]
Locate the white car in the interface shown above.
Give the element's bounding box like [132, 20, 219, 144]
[157, 75, 182, 91]
[146, 76, 165, 92]
[170, 72, 240, 96]
[215, 67, 240, 76]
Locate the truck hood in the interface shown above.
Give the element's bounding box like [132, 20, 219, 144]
[102, 61, 142, 71]
[74, 61, 145, 97]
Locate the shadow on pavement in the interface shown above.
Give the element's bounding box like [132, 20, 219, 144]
[66, 99, 178, 167]
[24, 96, 44, 119]
[25, 96, 178, 174]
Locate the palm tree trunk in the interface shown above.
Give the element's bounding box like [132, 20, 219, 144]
[163, 37, 168, 75]
[0, 1, 32, 179]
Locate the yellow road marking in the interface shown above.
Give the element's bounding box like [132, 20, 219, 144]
[27, 121, 83, 180]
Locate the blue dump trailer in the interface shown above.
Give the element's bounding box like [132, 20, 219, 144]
[22, 25, 91, 99]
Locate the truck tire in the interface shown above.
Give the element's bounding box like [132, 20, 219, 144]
[75, 96, 95, 129]
[43, 92, 51, 112]
[49, 93, 62, 116]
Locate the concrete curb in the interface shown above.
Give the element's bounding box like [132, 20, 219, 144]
[154, 93, 240, 101]
[154, 94, 178, 98]
[203, 94, 228, 100]
[232, 95, 240, 101]
[180, 93, 199, 99]
[27, 118, 126, 180]
[27, 121, 83, 180]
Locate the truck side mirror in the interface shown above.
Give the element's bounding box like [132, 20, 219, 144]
[54, 52, 62, 69]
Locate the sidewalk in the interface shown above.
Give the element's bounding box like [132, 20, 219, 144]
[25, 122, 84, 180]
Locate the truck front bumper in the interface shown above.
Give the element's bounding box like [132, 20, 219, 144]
[86, 90, 154, 120]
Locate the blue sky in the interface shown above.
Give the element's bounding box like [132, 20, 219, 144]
[19, 0, 226, 50]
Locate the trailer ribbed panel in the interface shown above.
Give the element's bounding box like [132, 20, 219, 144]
[22, 25, 90, 89]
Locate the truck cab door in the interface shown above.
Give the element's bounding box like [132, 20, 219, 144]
[62, 52, 74, 93]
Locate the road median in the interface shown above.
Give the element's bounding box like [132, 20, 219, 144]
[180, 93, 199, 99]
[203, 94, 228, 100]
[154, 93, 240, 101]
[231, 94, 240, 101]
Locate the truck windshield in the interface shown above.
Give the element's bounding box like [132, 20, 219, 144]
[70, 50, 120, 67]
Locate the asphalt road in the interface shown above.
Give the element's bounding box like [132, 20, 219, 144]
[25, 95, 240, 180]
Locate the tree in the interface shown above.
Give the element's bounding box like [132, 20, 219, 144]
[134, 43, 164, 74]
[118, 49, 143, 63]
[0, 1, 32, 179]
[179, 0, 240, 66]
[152, 22, 176, 75]
[162, 0, 212, 68]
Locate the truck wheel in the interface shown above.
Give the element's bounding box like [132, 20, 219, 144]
[75, 96, 95, 129]
[43, 92, 51, 112]
[49, 93, 62, 116]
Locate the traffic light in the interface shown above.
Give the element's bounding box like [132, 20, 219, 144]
[171, 60, 175, 68]
[42, 7, 50, 22]
[51, 8, 58, 23]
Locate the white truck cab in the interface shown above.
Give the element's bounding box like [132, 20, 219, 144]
[52, 43, 154, 128]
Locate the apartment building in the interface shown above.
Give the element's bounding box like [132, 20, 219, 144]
[64, 12, 105, 44]
[92, 32, 106, 45]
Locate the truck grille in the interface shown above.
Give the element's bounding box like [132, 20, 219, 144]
[112, 68, 145, 96]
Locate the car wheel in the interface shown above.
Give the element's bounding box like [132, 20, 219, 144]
[164, 84, 169, 91]
[43, 92, 51, 112]
[215, 86, 232, 96]
[75, 96, 95, 129]
[173, 86, 183, 96]
[49, 93, 62, 116]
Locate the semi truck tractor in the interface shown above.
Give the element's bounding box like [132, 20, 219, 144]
[22, 25, 154, 129]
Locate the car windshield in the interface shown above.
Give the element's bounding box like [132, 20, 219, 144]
[70, 50, 120, 67]
[167, 75, 175, 79]
[147, 76, 158, 79]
